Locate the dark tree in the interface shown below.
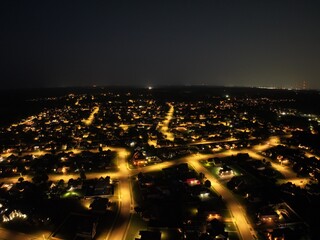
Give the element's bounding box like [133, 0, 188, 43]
[207, 219, 226, 237]
[32, 172, 49, 185]
[205, 180, 211, 188]
[80, 170, 86, 180]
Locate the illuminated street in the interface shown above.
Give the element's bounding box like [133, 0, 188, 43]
[158, 103, 175, 141]
[0, 136, 300, 240]
[0, 132, 311, 240]
[187, 155, 257, 240]
[238, 149, 297, 179]
[221, 137, 307, 182]
[129, 153, 258, 240]
[98, 148, 133, 240]
[251, 136, 280, 152]
[0, 228, 50, 240]
[1, 2, 320, 238]
[82, 105, 100, 126]
[189, 137, 239, 146]
[0, 89, 316, 240]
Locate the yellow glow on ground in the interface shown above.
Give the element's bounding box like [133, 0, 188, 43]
[271, 162, 297, 179]
[104, 147, 130, 159]
[80, 198, 92, 210]
[82, 106, 100, 126]
[119, 124, 130, 131]
[188, 156, 257, 240]
[0, 134, 312, 240]
[278, 178, 309, 188]
[158, 103, 175, 141]
[20, 116, 36, 125]
[0, 228, 51, 240]
[251, 136, 280, 152]
[148, 138, 157, 147]
[305, 152, 320, 160]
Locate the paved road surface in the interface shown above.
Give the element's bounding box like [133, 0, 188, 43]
[100, 149, 133, 240]
[189, 157, 257, 240]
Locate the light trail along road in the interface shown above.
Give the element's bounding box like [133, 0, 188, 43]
[157, 103, 174, 141]
[82, 105, 100, 126]
[98, 148, 133, 240]
[187, 155, 257, 240]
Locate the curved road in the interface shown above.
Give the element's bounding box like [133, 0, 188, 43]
[0, 136, 299, 240]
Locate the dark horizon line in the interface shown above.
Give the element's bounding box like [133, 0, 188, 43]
[0, 84, 319, 92]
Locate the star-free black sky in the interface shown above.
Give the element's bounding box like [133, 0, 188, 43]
[1, 0, 320, 89]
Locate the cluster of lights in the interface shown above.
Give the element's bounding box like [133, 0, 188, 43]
[1, 183, 13, 191]
[199, 192, 210, 199]
[187, 179, 201, 186]
[133, 160, 147, 166]
[261, 217, 275, 222]
[219, 168, 233, 176]
[2, 210, 27, 223]
[62, 191, 81, 198]
[207, 213, 221, 221]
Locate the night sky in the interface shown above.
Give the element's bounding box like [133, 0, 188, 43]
[1, 0, 320, 89]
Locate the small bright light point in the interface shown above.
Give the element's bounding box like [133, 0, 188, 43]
[148, 86, 153, 90]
